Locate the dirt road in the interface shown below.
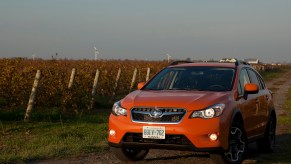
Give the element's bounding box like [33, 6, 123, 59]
[36, 71, 291, 164]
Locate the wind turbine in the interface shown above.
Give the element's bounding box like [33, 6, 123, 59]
[94, 46, 100, 60]
[32, 54, 36, 60]
[166, 54, 172, 63]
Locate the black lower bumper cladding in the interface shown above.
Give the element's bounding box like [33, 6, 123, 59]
[108, 133, 223, 152]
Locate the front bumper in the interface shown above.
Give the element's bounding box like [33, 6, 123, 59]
[108, 113, 229, 151]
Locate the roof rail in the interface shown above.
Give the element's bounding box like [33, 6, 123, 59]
[169, 60, 193, 66]
[219, 58, 250, 66]
[235, 60, 250, 66]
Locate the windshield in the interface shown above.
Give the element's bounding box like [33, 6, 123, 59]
[144, 67, 235, 91]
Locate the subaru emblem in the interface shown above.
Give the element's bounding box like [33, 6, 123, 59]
[150, 108, 163, 118]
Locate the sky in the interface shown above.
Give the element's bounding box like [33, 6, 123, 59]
[0, 0, 291, 63]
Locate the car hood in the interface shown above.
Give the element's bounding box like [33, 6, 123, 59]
[121, 90, 230, 110]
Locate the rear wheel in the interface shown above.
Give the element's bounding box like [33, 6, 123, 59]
[257, 114, 276, 153]
[210, 122, 247, 164]
[111, 147, 149, 161]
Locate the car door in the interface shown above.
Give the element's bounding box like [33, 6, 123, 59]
[237, 68, 260, 137]
[247, 68, 269, 134]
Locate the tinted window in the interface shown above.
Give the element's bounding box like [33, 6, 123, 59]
[238, 80, 242, 95]
[238, 69, 250, 95]
[257, 74, 265, 89]
[247, 69, 261, 89]
[144, 67, 235, 91]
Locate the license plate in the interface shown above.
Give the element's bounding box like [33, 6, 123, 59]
[143, 126, 165, 139]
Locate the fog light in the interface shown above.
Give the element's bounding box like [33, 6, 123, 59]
[209, 133, 218, 141]
[109, 129, 116, 136]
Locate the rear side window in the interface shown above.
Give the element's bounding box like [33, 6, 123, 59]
[247, 69, 261, 89]
[247, 68, 266, 90]
[257, 74, 266, 89]
[238, 69, 250, 96]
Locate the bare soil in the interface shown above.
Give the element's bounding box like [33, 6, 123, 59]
[34, 71, 291, 164]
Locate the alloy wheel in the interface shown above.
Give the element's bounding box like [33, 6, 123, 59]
[225, 127, 246, 162]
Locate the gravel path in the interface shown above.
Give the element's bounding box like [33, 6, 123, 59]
[35, 71, 291, 164]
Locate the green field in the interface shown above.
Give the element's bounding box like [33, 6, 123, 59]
[0, 110, 110, 163]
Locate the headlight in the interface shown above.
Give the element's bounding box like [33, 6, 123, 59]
[112, 101, 127, 116]
[190, 104, 225, 119]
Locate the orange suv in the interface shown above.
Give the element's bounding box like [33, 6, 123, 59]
[108, 60, 276, 163]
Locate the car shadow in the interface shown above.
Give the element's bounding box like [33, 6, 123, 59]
[139, 133, 291, 163]
[245, 133, 291, 163]
[144, 152, 210, 162]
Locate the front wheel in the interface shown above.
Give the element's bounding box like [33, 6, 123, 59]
[210, 122, 247, 164]
[111, 147, 149, 161]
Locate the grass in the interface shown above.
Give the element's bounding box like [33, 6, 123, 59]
[0, 109, 111, 163]
[285, 89, 291, 111]
[260, 67, 287, 82]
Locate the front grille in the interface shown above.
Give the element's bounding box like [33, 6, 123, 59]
[123, 133, 191, 145]
[131, 107, 186, 123]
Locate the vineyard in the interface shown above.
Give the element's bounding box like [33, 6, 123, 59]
[0, 58, 282, 118]
[0, 58, 168, 115]
[0, 58, 288, 163]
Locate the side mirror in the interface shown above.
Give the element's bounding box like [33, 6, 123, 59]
[137, 82, 146, 90]
[245, 83, 259, 94]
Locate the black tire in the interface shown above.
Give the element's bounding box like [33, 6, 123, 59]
[111, 147, 149, 161]
[257, 114, 276, 153]
[210, 122, 247, 164]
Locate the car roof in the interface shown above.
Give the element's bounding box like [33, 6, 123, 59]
[168, 62, 238, 68]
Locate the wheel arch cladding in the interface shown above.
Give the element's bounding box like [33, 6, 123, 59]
[232, 109, 244, 126]
[270, 109, 277, 126]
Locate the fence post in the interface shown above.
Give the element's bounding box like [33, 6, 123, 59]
[68, 68, 76, 89]
[88, 69, 100, 110]
[129, 68, 137, 92]
[24, 70, 41, 122]
[146, 67, 150, 81]
[111, 68, 121, 101]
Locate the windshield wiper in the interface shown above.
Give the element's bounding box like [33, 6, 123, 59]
[143, 88, 164, 90]
[168, 88, 201, 91]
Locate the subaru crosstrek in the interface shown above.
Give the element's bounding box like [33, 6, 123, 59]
[108, 60, 276, 164]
